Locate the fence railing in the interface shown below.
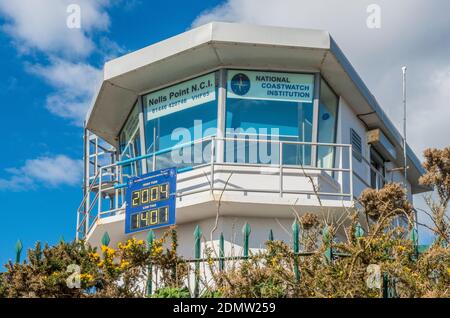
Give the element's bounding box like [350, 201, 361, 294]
[91, 222, 421, 298]
[12, 222, 429, 298]
[77, 137, 358, 240]
[76, 136, 387, 241]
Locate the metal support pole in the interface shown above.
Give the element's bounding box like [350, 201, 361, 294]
[146, 230, 154, 297]
[216, 69, 227, 163]
[194, 225, 202, 298]
[219, 232, 224, 272]
[279, 142, 283, 197]
[292, 221, 300, 282]
[98, 167, 102, 221]
[311, 74, 321, 167]
[210, 137, 215, 193]
[349, 145, 354, 201]
[402, 66, 408, 194]
[138, 96, 148, 174]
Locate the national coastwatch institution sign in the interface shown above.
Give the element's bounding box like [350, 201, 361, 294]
[227, 70, 314, 103]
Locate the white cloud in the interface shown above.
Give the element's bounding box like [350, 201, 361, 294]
[0, 155, 83, 190]
[0, 0, 127, 124]
[0, 0, 111, 58]
[27, 59, 103, 124]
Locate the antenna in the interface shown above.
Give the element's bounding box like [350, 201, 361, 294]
[402, 66, 407, 194]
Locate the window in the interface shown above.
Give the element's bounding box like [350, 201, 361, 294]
[143, 72, 218, 171]
[317, 78, 339, 169]
[119, 103, 142, 179]
[225, 70, 315, 166]
[370, 148, 385, 190]
[351, 128, 363, 162]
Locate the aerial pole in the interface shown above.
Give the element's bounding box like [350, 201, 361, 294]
[402, 66, 407, 194]
[403, 66, 417, 234]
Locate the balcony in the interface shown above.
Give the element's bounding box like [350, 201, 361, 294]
[77, 135, 390, 248]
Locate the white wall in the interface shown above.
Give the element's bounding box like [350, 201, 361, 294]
[336, 97, 370, 199]
[336, 97, 413, 203]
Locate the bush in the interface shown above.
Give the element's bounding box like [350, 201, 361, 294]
[153, 287, 191, 298]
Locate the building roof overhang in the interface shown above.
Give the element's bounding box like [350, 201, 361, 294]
[86, 22, 429, 194]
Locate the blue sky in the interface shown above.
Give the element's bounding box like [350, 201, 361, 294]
[0, 0, 448, 266]
[0, 0, 223, 266]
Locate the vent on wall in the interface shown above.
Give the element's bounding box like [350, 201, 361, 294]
[351, 128, 362, 162]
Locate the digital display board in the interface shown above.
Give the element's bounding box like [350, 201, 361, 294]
[125, 168, 177, 234]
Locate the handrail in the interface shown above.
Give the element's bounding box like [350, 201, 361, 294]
[77, 169, 101, 213]
[116, 136, 351, 167]
[78, 137, 366, 240]
[117, 136, 214, 166]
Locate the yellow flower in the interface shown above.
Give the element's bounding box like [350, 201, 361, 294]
[397, 246, 406, 252]
[120, 260, 131, 270]
[447, 268, 450, 276]
[98, 260, 104, 268]
[101, 246, 115, 257]
[89, 252, 100, 261]
[80, 273, 94, 282]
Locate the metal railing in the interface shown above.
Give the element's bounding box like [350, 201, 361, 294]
[76, 136, 388, 240]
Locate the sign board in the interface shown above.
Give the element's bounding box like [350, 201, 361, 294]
[227, 70, 314, 104]
[125, 168, 177, 234]
[144, 73, 216, 121]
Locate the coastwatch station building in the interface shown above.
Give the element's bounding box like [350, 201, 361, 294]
[77, 22, 427, 257]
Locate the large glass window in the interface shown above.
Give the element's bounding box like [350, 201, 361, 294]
[119, 103, 142, 179]
[225, 70, 314, 166]
[143, 72, 218, 170]
[317, 78, 338, 169]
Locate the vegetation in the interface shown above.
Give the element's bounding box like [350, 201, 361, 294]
[0, 148, 449, 298]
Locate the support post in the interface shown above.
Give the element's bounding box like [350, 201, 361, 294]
[194, 225, 202, 298]
[268, 229, 274, 242]
[146, 230, 154, 297]
[242, 223, 251, 259]
[292, 221, 300, 282]
[219, 232, 225, 272]
[216, 69, 227, 163]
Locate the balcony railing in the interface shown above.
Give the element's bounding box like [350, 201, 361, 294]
[76, 136, 386, 241]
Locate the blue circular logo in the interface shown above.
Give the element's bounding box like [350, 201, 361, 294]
[322, 113, 331, 121]
[230, 73, 251, 96]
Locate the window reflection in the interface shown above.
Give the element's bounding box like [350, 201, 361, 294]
[143, 73, 218, 171]
[317, 79, 339, 169]
[119, 103, 142, 180]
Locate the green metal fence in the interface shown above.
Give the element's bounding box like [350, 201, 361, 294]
[13, 223, 424, 298]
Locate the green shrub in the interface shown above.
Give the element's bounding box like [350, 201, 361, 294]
[152, 287, 191, 298]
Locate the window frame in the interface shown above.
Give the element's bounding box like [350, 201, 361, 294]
[116, 67, 343, 172]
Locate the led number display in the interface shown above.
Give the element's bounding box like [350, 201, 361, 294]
[130, 206, 169, 230]
[131, 183, 169, 207]
[125, 168, 176, 234]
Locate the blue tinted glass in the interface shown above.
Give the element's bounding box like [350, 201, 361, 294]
[225, 98, 313, 166]
[317, 79, 338, 169]
[119, 103, 142, 179]
[143, 73, 218, 171]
